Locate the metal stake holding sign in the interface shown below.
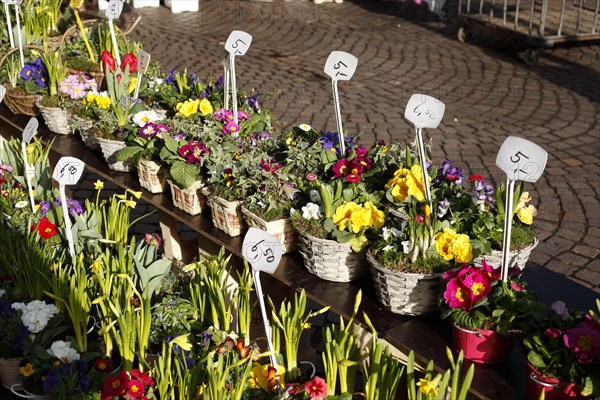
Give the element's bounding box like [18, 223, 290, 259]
[52, 157, 85, 258]
[21, 117, 38, 213]
[0, 84, 5, 104]
[1, 0, 15, 48]
[13, 0, 24, 67]
[105, 0, 124, 66]
[495, 136, 547, 281]
[324, 51, 358, 157]
[133, 50, 150, 99]
[404, 93, 445, 212]
[221, 47, 230, 111]
[242, 227, 282, 375]
[224, 30, 252, 128]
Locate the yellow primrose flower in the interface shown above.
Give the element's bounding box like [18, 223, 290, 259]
[406, 165, 426, 201]
[128, 77, 137, 94]
[176, 98, 200, 117]
[199, 98, 214, 116]
[96, 96, 111, 109]
[350, 207, 371, 233]
[519, 191, 532, 204]
[434, 228, 473, 263]
[333, 202, 357, 231]
[364, 201, 385, 229]
[94, 180, 104, 190]
[85, 92, 97, 103]
[20, 363, 34, 377]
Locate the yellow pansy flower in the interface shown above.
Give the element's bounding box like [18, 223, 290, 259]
[333, 202, 357, 231]
[176, 98, 200, 117]
[20, 363, 34, 377]
[96, 96, 111, 109]
[516, 204, 537, 225]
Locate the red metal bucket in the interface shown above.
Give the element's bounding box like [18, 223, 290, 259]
[526, 363, 584, 400]
[451, 322, 515, 364]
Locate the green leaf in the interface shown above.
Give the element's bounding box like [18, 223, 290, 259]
[526, 351, 547, 368]
[115, 146, 144, 162]
[170, 162, 199, 189]
[163, 132, 180, 154]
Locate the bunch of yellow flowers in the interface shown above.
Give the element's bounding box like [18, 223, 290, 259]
[175, 98, 214, 117]
[83, 91, 111, 109]
[434, 227, 473, 264]
[385, 164, 426, 203]
[333, 201, 385, 234]
[515, 191, 537, 225]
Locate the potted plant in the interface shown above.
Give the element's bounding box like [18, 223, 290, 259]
[440, 260, 542, 364]
[93, 50, 146, 171]
[289, 132, 390, 282]
[367, 155, 484, 316]
[522, 300, 600, 400]
[115, 111, 170, 193]
[0, 295, 29, 389]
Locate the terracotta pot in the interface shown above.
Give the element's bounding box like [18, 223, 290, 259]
[526, 363, 584, 400]
[451, 322, 515, 364]
[0, 357, 22, 389]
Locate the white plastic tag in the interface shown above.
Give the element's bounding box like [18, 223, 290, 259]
[52, 157, 85, 186]
[404, 94, 445, 129]
[324, 51, 358, 81]
[0, 84, 5, 103]
[242, 227, 282, 274]
[105, 0, 123, 20]
[225, 30, 252, 56]
[496, 136, 548, 183]
[22, 117, 38, 144]
[137, 50, 151, 74]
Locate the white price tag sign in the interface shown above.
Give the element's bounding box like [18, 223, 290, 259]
[405, 94, 445, 129]
[22, 117, 38, 144]
[105, 0, 123, 20]
[242, 227, 282, 274]
[225, 30, 252, 56]
[324, 51, 358, 82]
[0, 84, 5, 104]
[496, 136, 547, 183]
[52, 157, 85, 186]
[137, 50, 151, 74]
[2, 0, 22, 4]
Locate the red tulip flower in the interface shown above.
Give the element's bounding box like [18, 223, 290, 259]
[121, 53, 138, 74]
[101, 50, 116, 72]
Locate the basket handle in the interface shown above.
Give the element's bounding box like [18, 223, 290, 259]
[58, 18, 101, 51]
[10, 383, 38, 399]
[0, 45, 46, 72]
[529, 372, 559, 389]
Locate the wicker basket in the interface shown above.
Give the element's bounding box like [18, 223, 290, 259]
[474, 237, 539, 269]
[167, 179, 205, 215]
[241, 207, 297, 254]
[367, 251, 444, 315]
[0, 46, 46, 116]
[69, 115, 100, 150]
[138, 159, 167, 193]
[298, 233, 367, 282]
[204, 189, 246, 237]
[96, 137, 133, 172]
[35, 98, 71, 135]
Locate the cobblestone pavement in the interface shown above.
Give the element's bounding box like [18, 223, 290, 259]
[121, 0, 599, 291]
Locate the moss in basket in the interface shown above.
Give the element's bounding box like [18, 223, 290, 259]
[64, 56, 102, 73]
[372, 246, 448, 275]
[290, 211, 328, 239]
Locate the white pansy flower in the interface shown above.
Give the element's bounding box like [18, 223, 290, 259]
[381, 227, 392, 241]
[15, 201, 29, 209]
[47, 340, 80, 362]
[298, 124, 312, 132]
[132, 110, 166, 127]
[302, 203, 322, 220]
[401, 240, 413, 254]
[148, 77, 164, 89]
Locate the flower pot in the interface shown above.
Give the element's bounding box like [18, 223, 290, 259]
[69, 115, 100, 150]
[168, 179, 206, 215]
[2, 88, 39, 117]
[35, 98, 71, 135]
[451, 321, 515, 364]
[241, 207, 297, 254]
[526, 363, 584, 400]
[10, 383, 49, 399]
[0, 358, 22, 389]
[203, 190, 246, 237]
[474, 238, 539, 269]
[138, 159, 167, 194]
[297, 233, 367, 282]
[367, 251, 444, 316]
[96, 137, 134, 172]
[164, 0, 199, 13]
